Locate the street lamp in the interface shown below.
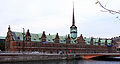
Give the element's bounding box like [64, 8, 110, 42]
[22, 28, 25, 53]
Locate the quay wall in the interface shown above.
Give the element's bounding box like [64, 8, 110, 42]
[0, 53, 83, 62]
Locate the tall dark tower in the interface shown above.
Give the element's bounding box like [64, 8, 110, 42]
[70, 3, 77, 39]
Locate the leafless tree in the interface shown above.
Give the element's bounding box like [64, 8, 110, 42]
[96, 0, 120, 20]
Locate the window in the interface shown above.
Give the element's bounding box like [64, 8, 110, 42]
[49, 44, 51, 47]
[27, 42, 29, 47]
[43, 44, 45, 47]
[18, 37, 20, 39]
[39, 43, 41, 47]
[53, 44, 54, 47]
[25, 42, 27, 47]
[60, 45, 61, 47]
[101, 42, 105, 45]
[39, 38, 41, 40]
[27, 37, 29, 40]
[18, 42, 20, 46]
[108, 43, 111, 45]
[32, 43, 34, 47]
[32, 49, 34, 51]
[35, 49, 38, 51]
[36, 43, 38, 47]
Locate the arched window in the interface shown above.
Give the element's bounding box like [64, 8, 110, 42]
[27, 42, 29, 47]
[18, 42, 20, 46]
[32, 43, 34, 47]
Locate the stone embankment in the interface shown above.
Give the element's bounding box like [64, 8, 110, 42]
[0, 53, 83, 62]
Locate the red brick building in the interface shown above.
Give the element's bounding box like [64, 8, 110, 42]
[5, 6, 116, 53]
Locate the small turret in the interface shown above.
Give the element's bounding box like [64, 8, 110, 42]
[55, 33, 59, 43]
[98, 38, 101, 45]
[41, 31, 46, 42]
[66, 34, 71, 44]
[91, 37, 93, 45]
[105, 39, 108, 46]
[8, 25, 11, 32]
[25, 29, 31, 41]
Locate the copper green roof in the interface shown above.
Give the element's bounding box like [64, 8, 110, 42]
[12, 31, 67, 43]
[93, 38, 99, 45]
[59, 36, 67, 43]
[46, 34, 56, 43]
[12, 31, 23, 41]
[12, 31, 42, 42]
[107, 40, 112, 45]
[0, 36, 5, 39]
[84, 38, 91, 45]
[11, 31, 112, 45]
[70, 39, 78, 44]
[100, 39, 105, 45]
[30, 33, 42, 42]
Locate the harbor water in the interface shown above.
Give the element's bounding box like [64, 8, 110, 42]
[1, 59, 120, 64]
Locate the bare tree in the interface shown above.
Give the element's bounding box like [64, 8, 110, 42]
[96, 0, 120, 14]
[96, 0, 120, 20]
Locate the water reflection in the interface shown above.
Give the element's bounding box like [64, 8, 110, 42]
[1, 59, 120, 64]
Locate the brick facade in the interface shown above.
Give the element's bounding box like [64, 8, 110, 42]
[5, 27, 117, 53]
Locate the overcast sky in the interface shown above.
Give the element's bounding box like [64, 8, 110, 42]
[0, 0, 120, 38]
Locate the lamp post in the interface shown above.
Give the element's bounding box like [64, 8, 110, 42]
[66, 39, 68, 59]
[22, 28, 25, 53]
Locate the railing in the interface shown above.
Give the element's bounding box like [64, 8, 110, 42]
[1, 51, 120, 56]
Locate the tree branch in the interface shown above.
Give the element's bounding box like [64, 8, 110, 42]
[96, 0, 120, 14]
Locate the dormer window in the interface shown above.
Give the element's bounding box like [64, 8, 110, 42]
[52, 39, 55, 41]
[17, 37, 20, 39]
[39, 38, 41, 40]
